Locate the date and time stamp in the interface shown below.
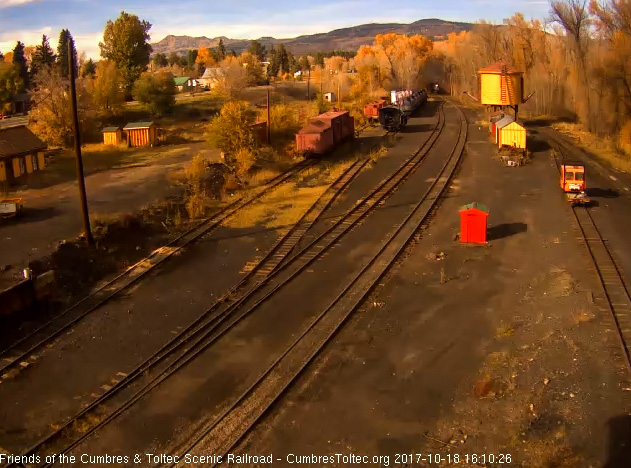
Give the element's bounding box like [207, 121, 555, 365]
[1, 452, 513, 466]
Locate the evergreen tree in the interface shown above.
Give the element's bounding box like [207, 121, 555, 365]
[314, 52, 325, 67]
[217, 38, 226, 61]
[82, 58, 97, 78]
[12, 41, 29, 89]
[186, 49, 198, 69]
[267, 46, 279, 78]
[248, 40, 266, 61]
[0, 51, 3, 61]
[56, 29, 78, 78]
[31, 35, 56, 78]
[277, 44, 289, 75]
[152, 52, 168, 68]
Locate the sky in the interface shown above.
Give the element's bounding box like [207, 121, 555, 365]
[0, 0, 551, 59]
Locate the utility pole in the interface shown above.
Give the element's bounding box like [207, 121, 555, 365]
[266, 88, 271, 145]
[68, 36, 93, 245]
[307, 67, 311, 100]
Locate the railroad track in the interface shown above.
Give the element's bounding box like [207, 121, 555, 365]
[168, 103, 468, 465]
[9, 102, 448, 465]
[551, 139, 631, 374]
[0, 159, 315, 377]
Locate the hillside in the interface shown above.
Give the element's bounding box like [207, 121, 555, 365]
[151, 18, 473, 56]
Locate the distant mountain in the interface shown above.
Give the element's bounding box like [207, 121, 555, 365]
[151, 18, 473, 56]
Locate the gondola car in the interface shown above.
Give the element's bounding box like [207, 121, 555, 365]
[378, 106, 407, 131]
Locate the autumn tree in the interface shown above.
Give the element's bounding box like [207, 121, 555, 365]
[196, 47, 216, 68]
[0, 63, 23, 113]
[29, 66, 95, 145]
[240, 51, 265, 85]
[211, 56, 249, 98]
[56, 29, 78, 78]
[206, 100, 257, 176]
[99, 11, 152, 96]
[550, 0, 593, 129]
[133, 70, 176, 115]
[90, 60, 125, 116]
[4, 52, 13, 63]
[12, 41, 29, 89]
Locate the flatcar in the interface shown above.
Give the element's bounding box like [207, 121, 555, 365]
[378, 106, 407, 131]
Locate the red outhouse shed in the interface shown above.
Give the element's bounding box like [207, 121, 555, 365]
[459, 202, 489, 244]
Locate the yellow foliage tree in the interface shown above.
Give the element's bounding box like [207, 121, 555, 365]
[196, 47, 216, 67]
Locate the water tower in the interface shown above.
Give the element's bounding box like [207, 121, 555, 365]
[478, 62, 525, 120]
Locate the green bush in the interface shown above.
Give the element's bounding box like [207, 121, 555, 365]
[133, 70, 176, 116]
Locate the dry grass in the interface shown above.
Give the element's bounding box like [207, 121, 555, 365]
[552, 121, 631, 173]
[226, 160, 353, 230]
[495, 322, 516, 338]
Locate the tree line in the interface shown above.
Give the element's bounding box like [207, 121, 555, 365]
[438, 0, 631, 154]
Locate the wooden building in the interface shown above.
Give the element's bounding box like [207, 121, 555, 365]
[0, 125, 47, 186]
[102, 126, 123, 145]
[478, 62, 524, 107]
[174, 76, 194, 92]
[123, 122, 158, 147]
[496, 116, 526, 150]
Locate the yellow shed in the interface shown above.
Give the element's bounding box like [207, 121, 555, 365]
[123, 121, 159, 147]
[102, 126, 123, 145]
[478, 62, 524, 106]
[496, 117, 526, 150]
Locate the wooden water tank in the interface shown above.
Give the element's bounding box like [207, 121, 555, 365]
[478, 62, 524, 106]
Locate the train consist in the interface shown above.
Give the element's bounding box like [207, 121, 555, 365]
[377, 89, 428, 131]
[295, 110, 355, 157]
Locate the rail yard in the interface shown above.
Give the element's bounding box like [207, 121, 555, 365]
[1, 57, 631, 468]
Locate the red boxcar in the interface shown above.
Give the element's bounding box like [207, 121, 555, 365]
[295, 110, 354, 156]
[296, 119, 335, 155]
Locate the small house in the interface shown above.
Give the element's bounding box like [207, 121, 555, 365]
[102, 126, 123, 145]
[199, 68, 226, 89]
[497, 118, 526, 150]
[174, 76, 194, 92]
[324, 92, 337, 103]
[123, 121, 159, 147]
[494, 115, 514, 144]
[0, 125, 47, 186]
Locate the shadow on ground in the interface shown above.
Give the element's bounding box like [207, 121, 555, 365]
[605, 415, 631, 468]
[587, 187, 620, 198]
[0, 207, 61, 227]
[487, 222, 527, 240]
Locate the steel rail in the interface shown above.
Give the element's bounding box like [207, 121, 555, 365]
[0, 159, 315, 376]
[173, 104, 468, 464]
[24, 102, 447, 466]
[551, 139, 631, 374]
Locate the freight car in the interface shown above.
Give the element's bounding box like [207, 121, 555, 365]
[391, 89, 427, 115]
[363, 100, 387, 124]
[295, 110, 355, 157]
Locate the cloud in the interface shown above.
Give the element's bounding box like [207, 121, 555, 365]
[0, 27, 102, 59]
[0, 0, 40, 8]
[0, 26, 51, 51]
